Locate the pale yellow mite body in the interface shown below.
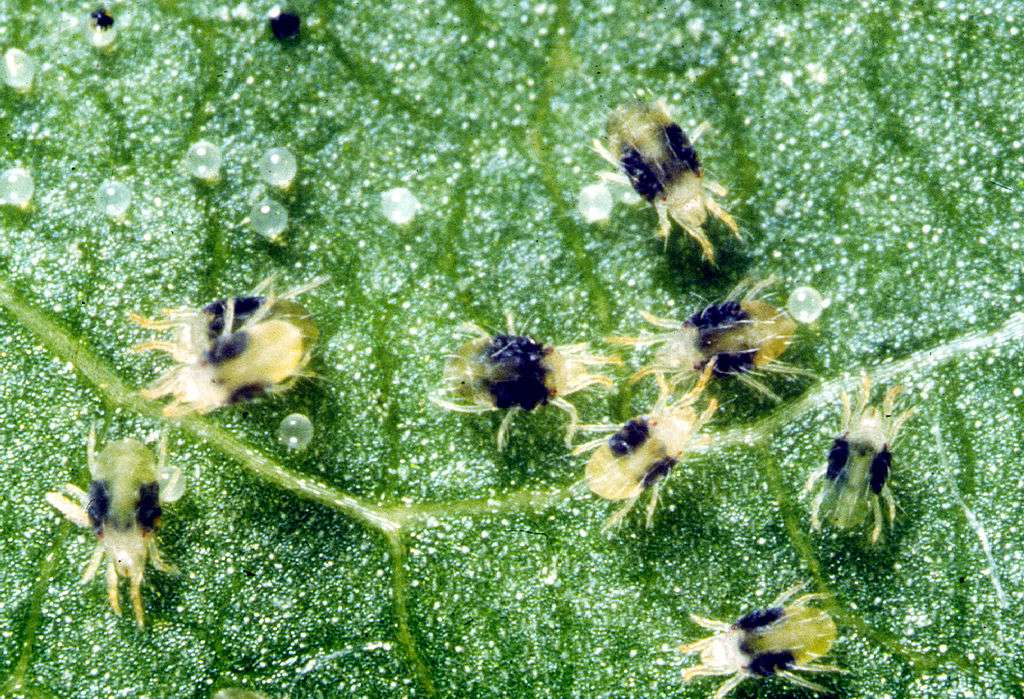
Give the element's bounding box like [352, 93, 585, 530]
[132, 277, 323, 416]
[803, 374, 915, 543]
[46, 429, 183, 627]
[593, 99, 739, 262]
[680, 584, 841, 698]
[575, 365, 717, 530]
[609, 278, 803, 400]
[431, 315, 620, 449]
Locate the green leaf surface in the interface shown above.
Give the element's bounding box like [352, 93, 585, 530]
[1, 1, 1022, 697]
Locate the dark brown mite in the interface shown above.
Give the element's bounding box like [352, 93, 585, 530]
[432, 316, 618, 449]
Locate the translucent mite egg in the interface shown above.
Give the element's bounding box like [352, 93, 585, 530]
[577, 182, 613, 223]
[786, 286, 828, 324]
[3, 48, 36, 93]
[157, 465, 186, 503]
[381, 187, 420, 225]
[184, 140, 223, 182]
[250, 198, 288, 240]
[96, 179, 132, 220]
[259, 147, 297, 189]
[277, 413, 313, 451]
[1, 167, 34, 209]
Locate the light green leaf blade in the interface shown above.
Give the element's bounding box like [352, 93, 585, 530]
[0, 1, 1022, 698]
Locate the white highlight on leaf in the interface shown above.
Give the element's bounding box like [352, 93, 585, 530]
[0, 167, 34, 209]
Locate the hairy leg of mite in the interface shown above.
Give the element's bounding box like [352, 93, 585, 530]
[704, 196, 740, 239]
[46, 492, 91, 528]
[82, 545, 104, 583]
[794, 663, 845, 673]
[736, 372, 781, 402]
[690, 121, 711, 142]
[771, 582, 807, 607]
[802, 466, 825, 498]
[689, 614, 733, 633]
[147, 538, 176, 574]
[130, 571, 145, 628]
[840, 390, 852, 433]
[551, 397, 580, 447]
[681, 222, 716, 263]
[870, 497, 884, 544]
[429, 395, 495, 414]
[809, 485, 827, 530]
[777, 672, 829, 693]
[106, 557, 121, 616]
[644, 482, 663, 527]
[657, 203, 673, 246]
[603, 496, 639, 532]
[712, 674, 747, 699]
[883, 486, 896, 524]
[591, 139, 620, 167]
[132, 340, 193, 363]
[496, 407, 520, 450]
[680, 665, 726, 681]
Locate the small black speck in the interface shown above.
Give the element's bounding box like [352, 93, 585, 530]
[269, 11, 301, 41]
[90, 8, 114, 29]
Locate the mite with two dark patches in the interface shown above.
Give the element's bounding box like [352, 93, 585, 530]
[133, 277, 322, 416]
[46, 433, 181, 627]
[432, 316, 618, 449]
[610, 278, 801, 399]
[804, 375, 915, 544]
[593, 100, 738, 261]
[680, 584, 840, 697]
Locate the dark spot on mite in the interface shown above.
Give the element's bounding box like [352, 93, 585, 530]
[870, 448, 892, 494]
[747, 650, 796, 677]
[90, 8, 114, 29]
[710, 350, 757, 376]
[608, 419, 649, 456]
[205, 331, 249, 365]
[229, 383, 267, 404]
[736, 606, 784, 631]
[690, 301, 748, 333]
[826, 438, 850, 480]
[87, 480, 110, 534]
[269, 11, 301, 41]
[620, 147, 664, 201]
[135, 482, 161, 531]
[663, 123, 702, 176]
[204, 295, 266, 338]
[483, 335, 551, 411]
[641, 457, 677, 488]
